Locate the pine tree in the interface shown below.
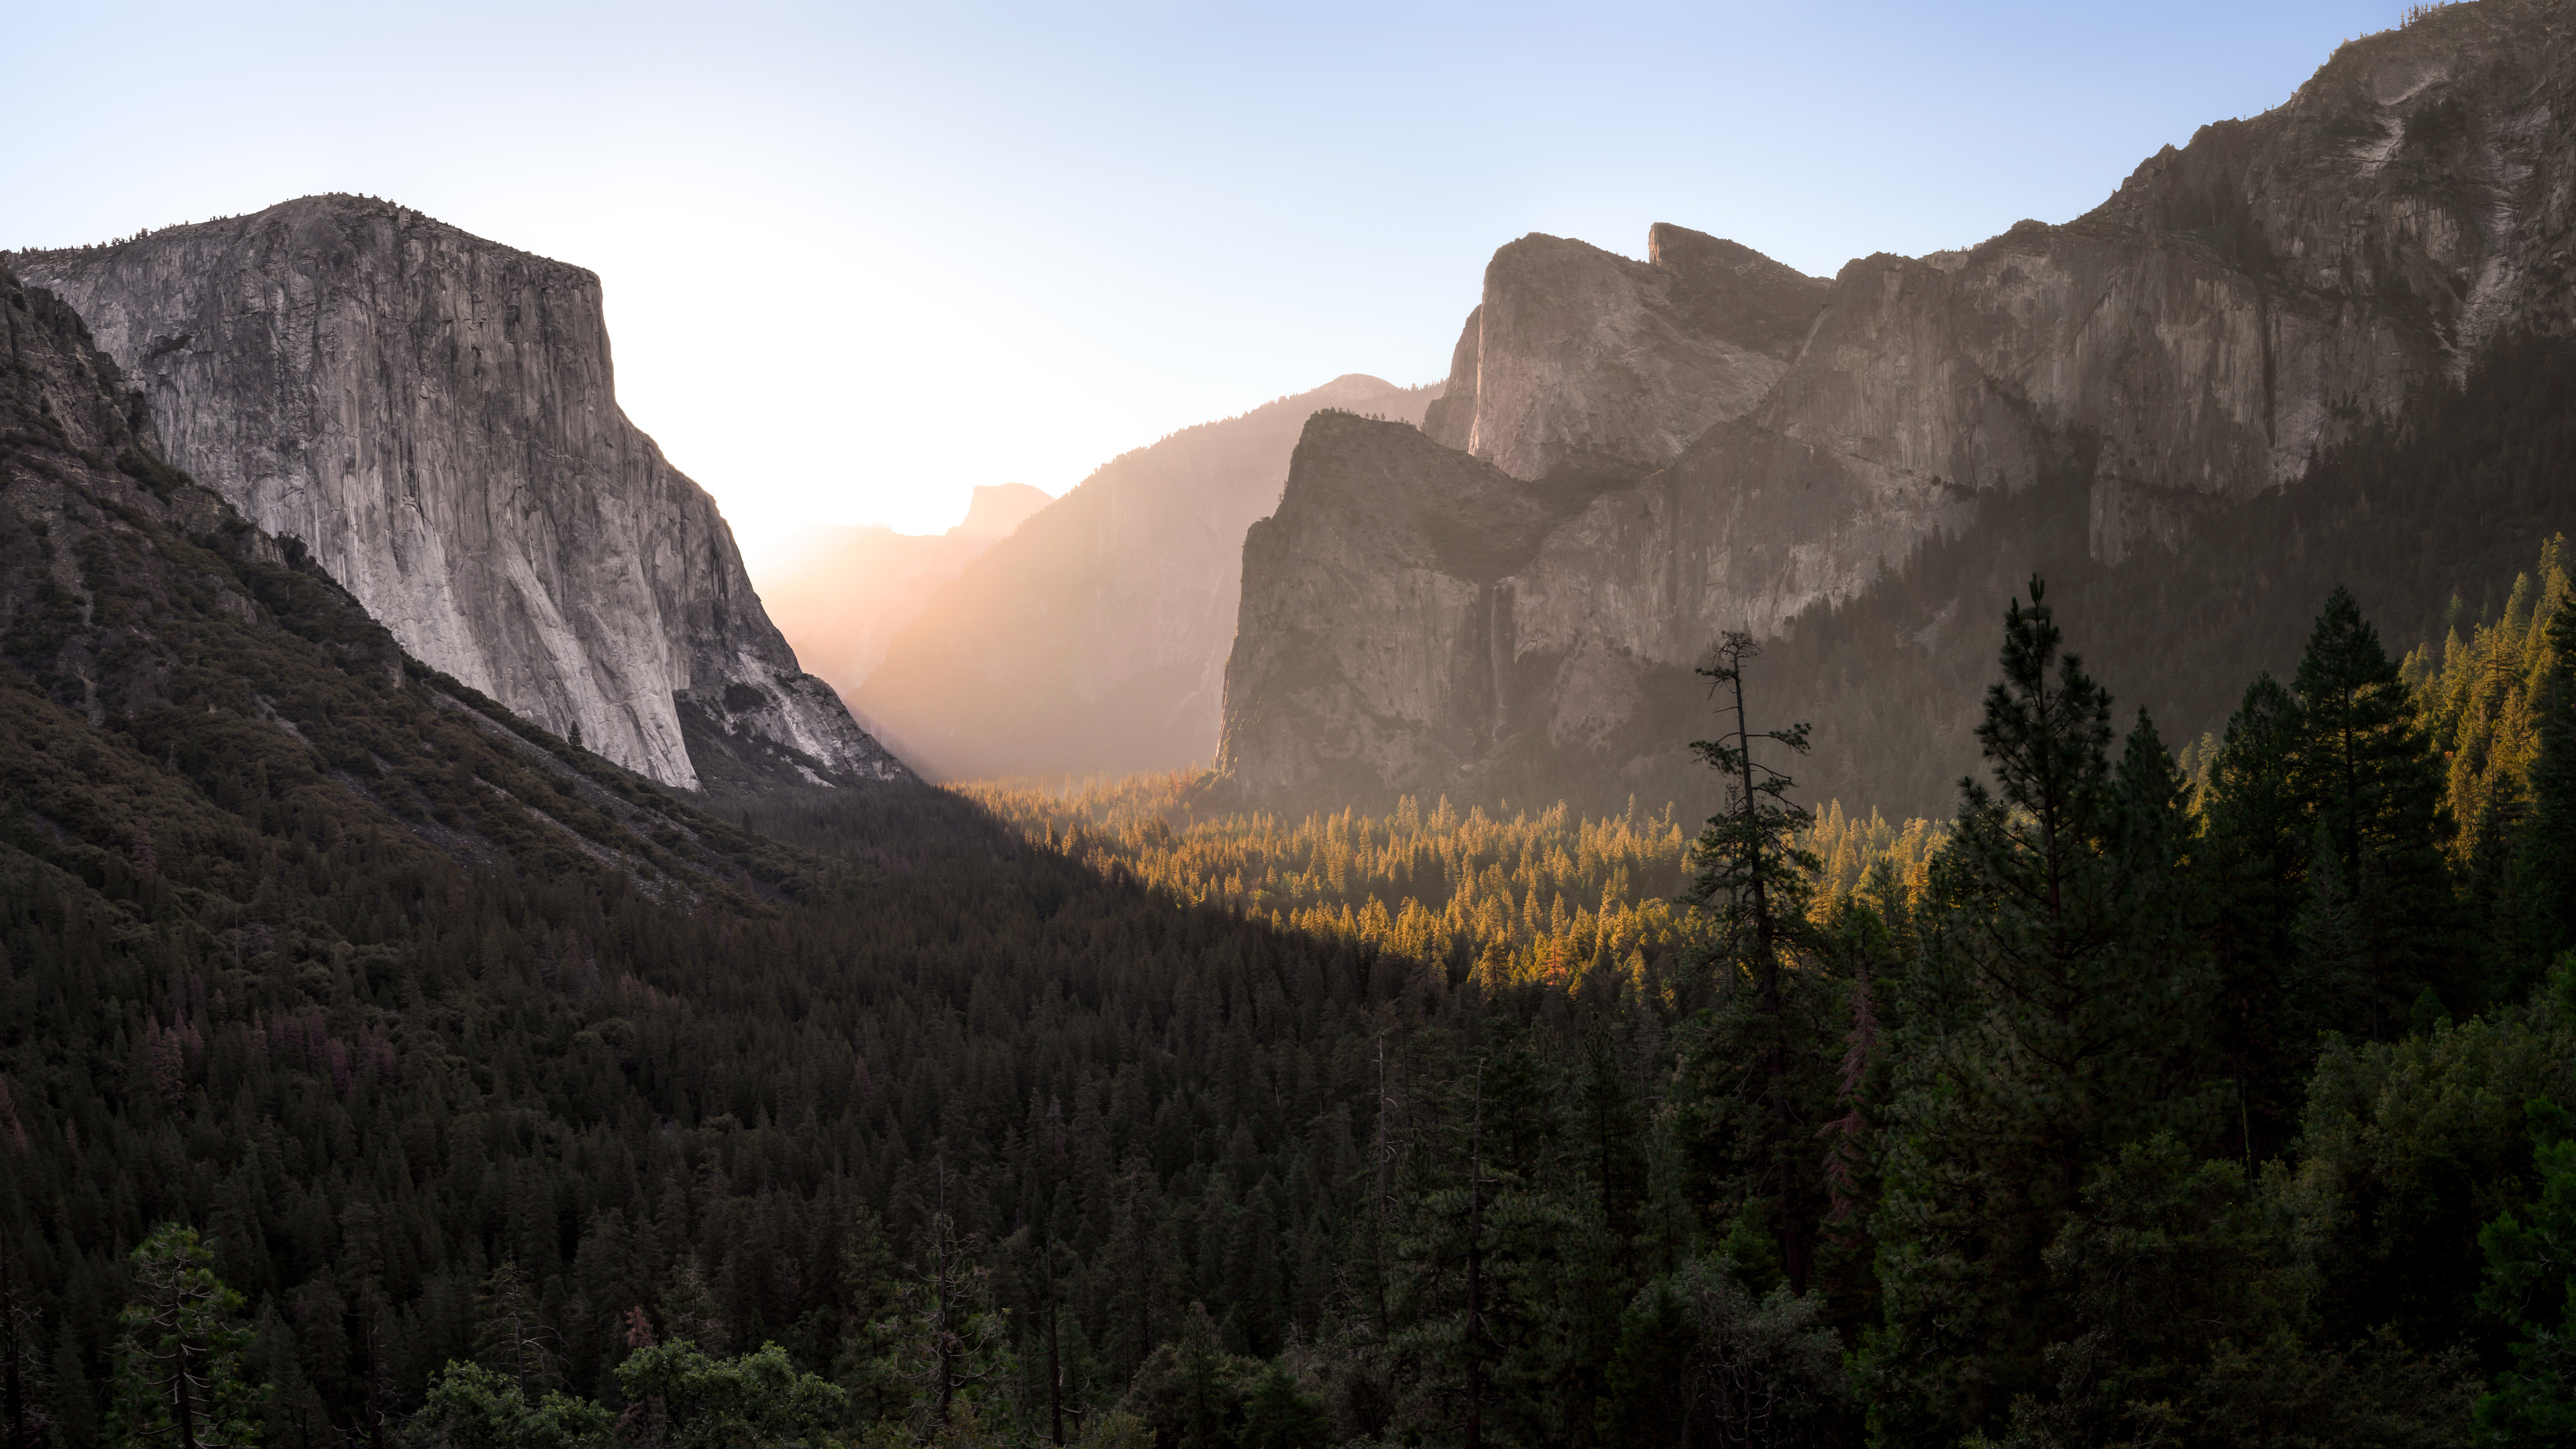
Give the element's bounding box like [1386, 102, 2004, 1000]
[472, 1260, 557, 1392]
[1375, 1024, 1595, 1449]
[2112, 707, 2208, 1002]
[2512, 596, 2576, 973]
[1574, 1028, 1647, 1267]
[1118, 1303, 1253, 1449]
[659, 1258, 727, 1355]
[1610, 1255, 1847, 1448]
[1685, 631, 1821, 1000]
[2202, 674, 2313, 1160]
[1680, 631, 1827, 1294]
[894, 1192, 1014, 1438]
[2290, 586, 2463, 1029]
[108, 1224, 264, 1449]
[0, 1256, 48, 1449]
[2292, 816, 2371, 1028]
[1866, 579, 2218, 1444]
[1102, 1160, 1171, 1388]
[1234, 1362, 1330, 1449]
[833, 1210, 909, 1430]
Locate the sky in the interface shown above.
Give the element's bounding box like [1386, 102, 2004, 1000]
[7, 0, 2422, 559]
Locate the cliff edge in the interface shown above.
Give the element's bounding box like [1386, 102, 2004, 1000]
[9, 195, 903, 796]
[1221, 0, 2576, 815]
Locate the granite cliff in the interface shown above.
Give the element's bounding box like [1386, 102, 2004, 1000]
[0, 256, 839, 896]
[858, 374, 1436, 780]
[1221, 0, 2576, 816]
[1420, 223, 1828, 481]
[8, 195, 903, 796]
[1221, 412, 1578, 802]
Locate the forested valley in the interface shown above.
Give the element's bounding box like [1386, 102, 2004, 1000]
[10, 261, 2576, 1449]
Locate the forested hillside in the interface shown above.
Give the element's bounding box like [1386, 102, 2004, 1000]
[1756, 334, 2576, 822]
[11, 245, 2576, 1449]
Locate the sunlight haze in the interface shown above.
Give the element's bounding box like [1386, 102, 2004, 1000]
[8, 0, 2415, 554]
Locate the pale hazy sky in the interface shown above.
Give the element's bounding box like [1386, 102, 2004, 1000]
[9, 1, 2410, 556]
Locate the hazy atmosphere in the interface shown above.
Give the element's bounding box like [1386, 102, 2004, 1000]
[15, 1, 2576, 1444]
[13, 0, 2410, 549]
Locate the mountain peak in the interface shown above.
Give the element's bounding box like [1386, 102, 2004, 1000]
[953, 482, 1052, 539]
[1426, 223, 1829, 480]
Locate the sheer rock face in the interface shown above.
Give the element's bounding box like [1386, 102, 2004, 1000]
[1431, 224, 1829, 482]
[10, 195, 902, 792]
[1219, 413, 1566, 801]
[1222, 0, 2576, 809]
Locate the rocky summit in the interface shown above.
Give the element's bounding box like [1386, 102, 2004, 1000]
[7, 195, 903, 796]
[1420, 223, 1829, 483]
[1220, 0, 2576, 814]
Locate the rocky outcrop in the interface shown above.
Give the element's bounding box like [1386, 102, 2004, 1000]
[1427, 223, 1829, 481]
[1221, 0, 2576, 813]
[1218, 413, 1570, 801]
[857, 374, 1438, 780]
[759, 482, 1051, 702]
[8, 195, 903, 794]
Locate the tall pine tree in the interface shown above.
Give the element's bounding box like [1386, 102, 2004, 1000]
[107, 1226, 263, 1449]
[2202, 674, 2311, 1161]
[1865, 580, 2218, 1444]
[1679, 631, 1831, 1296]
[2290, 586, 2462, 1030]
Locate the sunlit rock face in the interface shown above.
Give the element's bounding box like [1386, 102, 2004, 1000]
[1224, 0, 2576, 810]
[11, 195, 903, 792]
[1424, 223, 1829, 481]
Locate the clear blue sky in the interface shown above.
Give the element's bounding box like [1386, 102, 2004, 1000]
[8, 0, 2414, 553]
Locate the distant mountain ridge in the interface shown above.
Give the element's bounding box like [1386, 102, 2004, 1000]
[7, 195, 903, 798]
[1219, 0, 2576, 818]
[857, 374, 1438, 781]
[759, 482, 1051, 704]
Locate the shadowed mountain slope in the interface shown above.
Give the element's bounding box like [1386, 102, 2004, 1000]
[857, 374, 1436, 780]
[0, 260, 839, 902]
[758, 482, 1051, 704]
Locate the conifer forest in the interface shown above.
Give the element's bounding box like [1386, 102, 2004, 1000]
[13, 7, 2576, 1428]
[10, 251, 2576, 1448]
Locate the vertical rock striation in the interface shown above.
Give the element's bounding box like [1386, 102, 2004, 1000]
[1220, 412, 1566, 802]
[1221, 0, 2576, 814]
[1428, 224, 1829, 482]
[10, 195, 902, 794]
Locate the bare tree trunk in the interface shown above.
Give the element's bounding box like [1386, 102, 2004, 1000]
[1046, 1247, 1064, 1448]
[1375, 1033, 1393, 1342]
[170, 1336, 199, 1449]
[1, 1257, 26, 1449]
[1727, 651, 1811, 1297]
[366, 1318, 385, 1449]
